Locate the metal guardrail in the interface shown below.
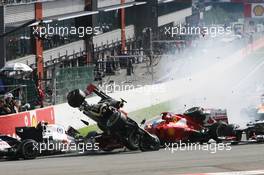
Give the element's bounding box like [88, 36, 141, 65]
[0, 0, 37, 5]
[0, 0, 55, 6]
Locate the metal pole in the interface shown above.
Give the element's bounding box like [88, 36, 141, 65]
[53, 66, 57, 105]
[25, 85, 28, 105]
[0, 5, 5, 68]
[149, 28, 154, 84]
[121, 0, 126, 53]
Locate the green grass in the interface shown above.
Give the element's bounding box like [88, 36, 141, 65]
[78, 124, 100, 137]
[129, 101, 173, 122]
[77, 100, 175, 137]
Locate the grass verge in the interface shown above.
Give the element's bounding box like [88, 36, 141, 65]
[77, 100, 174, 137]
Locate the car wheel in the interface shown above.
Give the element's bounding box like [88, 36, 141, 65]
[140, 134, 160, 151]
[209, 122, 223, 142]
[20, 140, 38, 160]
[184, 107, 205, 121]
[67, 89, 86, 108]
[125, 130, 140, 151]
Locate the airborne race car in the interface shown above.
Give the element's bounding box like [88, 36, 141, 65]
[145, 107, 242, 144]
[67, 84, 160, 152]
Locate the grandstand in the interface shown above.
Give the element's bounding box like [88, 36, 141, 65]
[2, 0, 257, 107]
[0, 0, 195, 106]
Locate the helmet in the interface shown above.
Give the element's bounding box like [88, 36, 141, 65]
[67, 89, 86, 108]
[4, 93, 14, 100]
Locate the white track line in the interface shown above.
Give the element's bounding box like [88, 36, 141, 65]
[183, 170, 264, 175]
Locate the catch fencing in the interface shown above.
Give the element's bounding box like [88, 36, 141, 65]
[54, 65, 94, 104]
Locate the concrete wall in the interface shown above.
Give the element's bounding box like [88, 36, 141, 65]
[43, 0, 84, 18]
[4, 0, 85, 25]
[93, 25, 135, 48]
[98, 0, 135, 8]
[4, 4, 35, 24]
[158, 7, 192, 27]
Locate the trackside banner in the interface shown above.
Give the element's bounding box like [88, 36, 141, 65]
[0, 107, 55, 137]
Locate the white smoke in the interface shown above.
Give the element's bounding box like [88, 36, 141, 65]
[156, 35, 264, 127]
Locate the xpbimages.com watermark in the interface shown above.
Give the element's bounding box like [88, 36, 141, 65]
[164, 24, 232, 37]
[98, 82, 167, 95]
[30, 141, 100, 154]
[164, 141, 232, 154]
[33, 24, 101, 38]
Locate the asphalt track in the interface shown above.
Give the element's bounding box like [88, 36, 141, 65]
[0, 143, 264, 175]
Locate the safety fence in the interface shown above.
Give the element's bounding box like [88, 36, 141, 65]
[54, 65, 94, 104]
[0, 77, 39, 106]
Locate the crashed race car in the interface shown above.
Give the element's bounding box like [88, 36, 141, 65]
[245, 120, 264, 142]
[0, 122, 77, 160]
[144, 107, 242, 144]
[67, 84, 160, 152]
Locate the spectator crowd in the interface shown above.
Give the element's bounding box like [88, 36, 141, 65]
[0, 92, 30, 116]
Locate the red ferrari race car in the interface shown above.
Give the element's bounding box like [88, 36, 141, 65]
[144, 107, 242, 144]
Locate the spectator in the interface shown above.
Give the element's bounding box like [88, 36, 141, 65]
[4, 92, 19, 113]
[139, 48, 144, 63]
[127, 58, 134, 76]
[37, 86, 45, 108]
[0, 99, 12, 115]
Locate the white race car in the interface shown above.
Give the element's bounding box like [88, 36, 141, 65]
[0, 122, 77, 160]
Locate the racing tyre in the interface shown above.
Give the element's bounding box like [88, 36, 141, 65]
[150, 135, 160, 151]
[208, 122, 224, 142]
[234, 130, 242, 142]
[216, 124, 235, 137]
[209, 122, 236, 143]
[184, 107, 206, 121]
[125, 130, 140, 151]
[140, 134, 160, 152]
[20, 139, 38, 160]
[67, 89, 86, 108]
